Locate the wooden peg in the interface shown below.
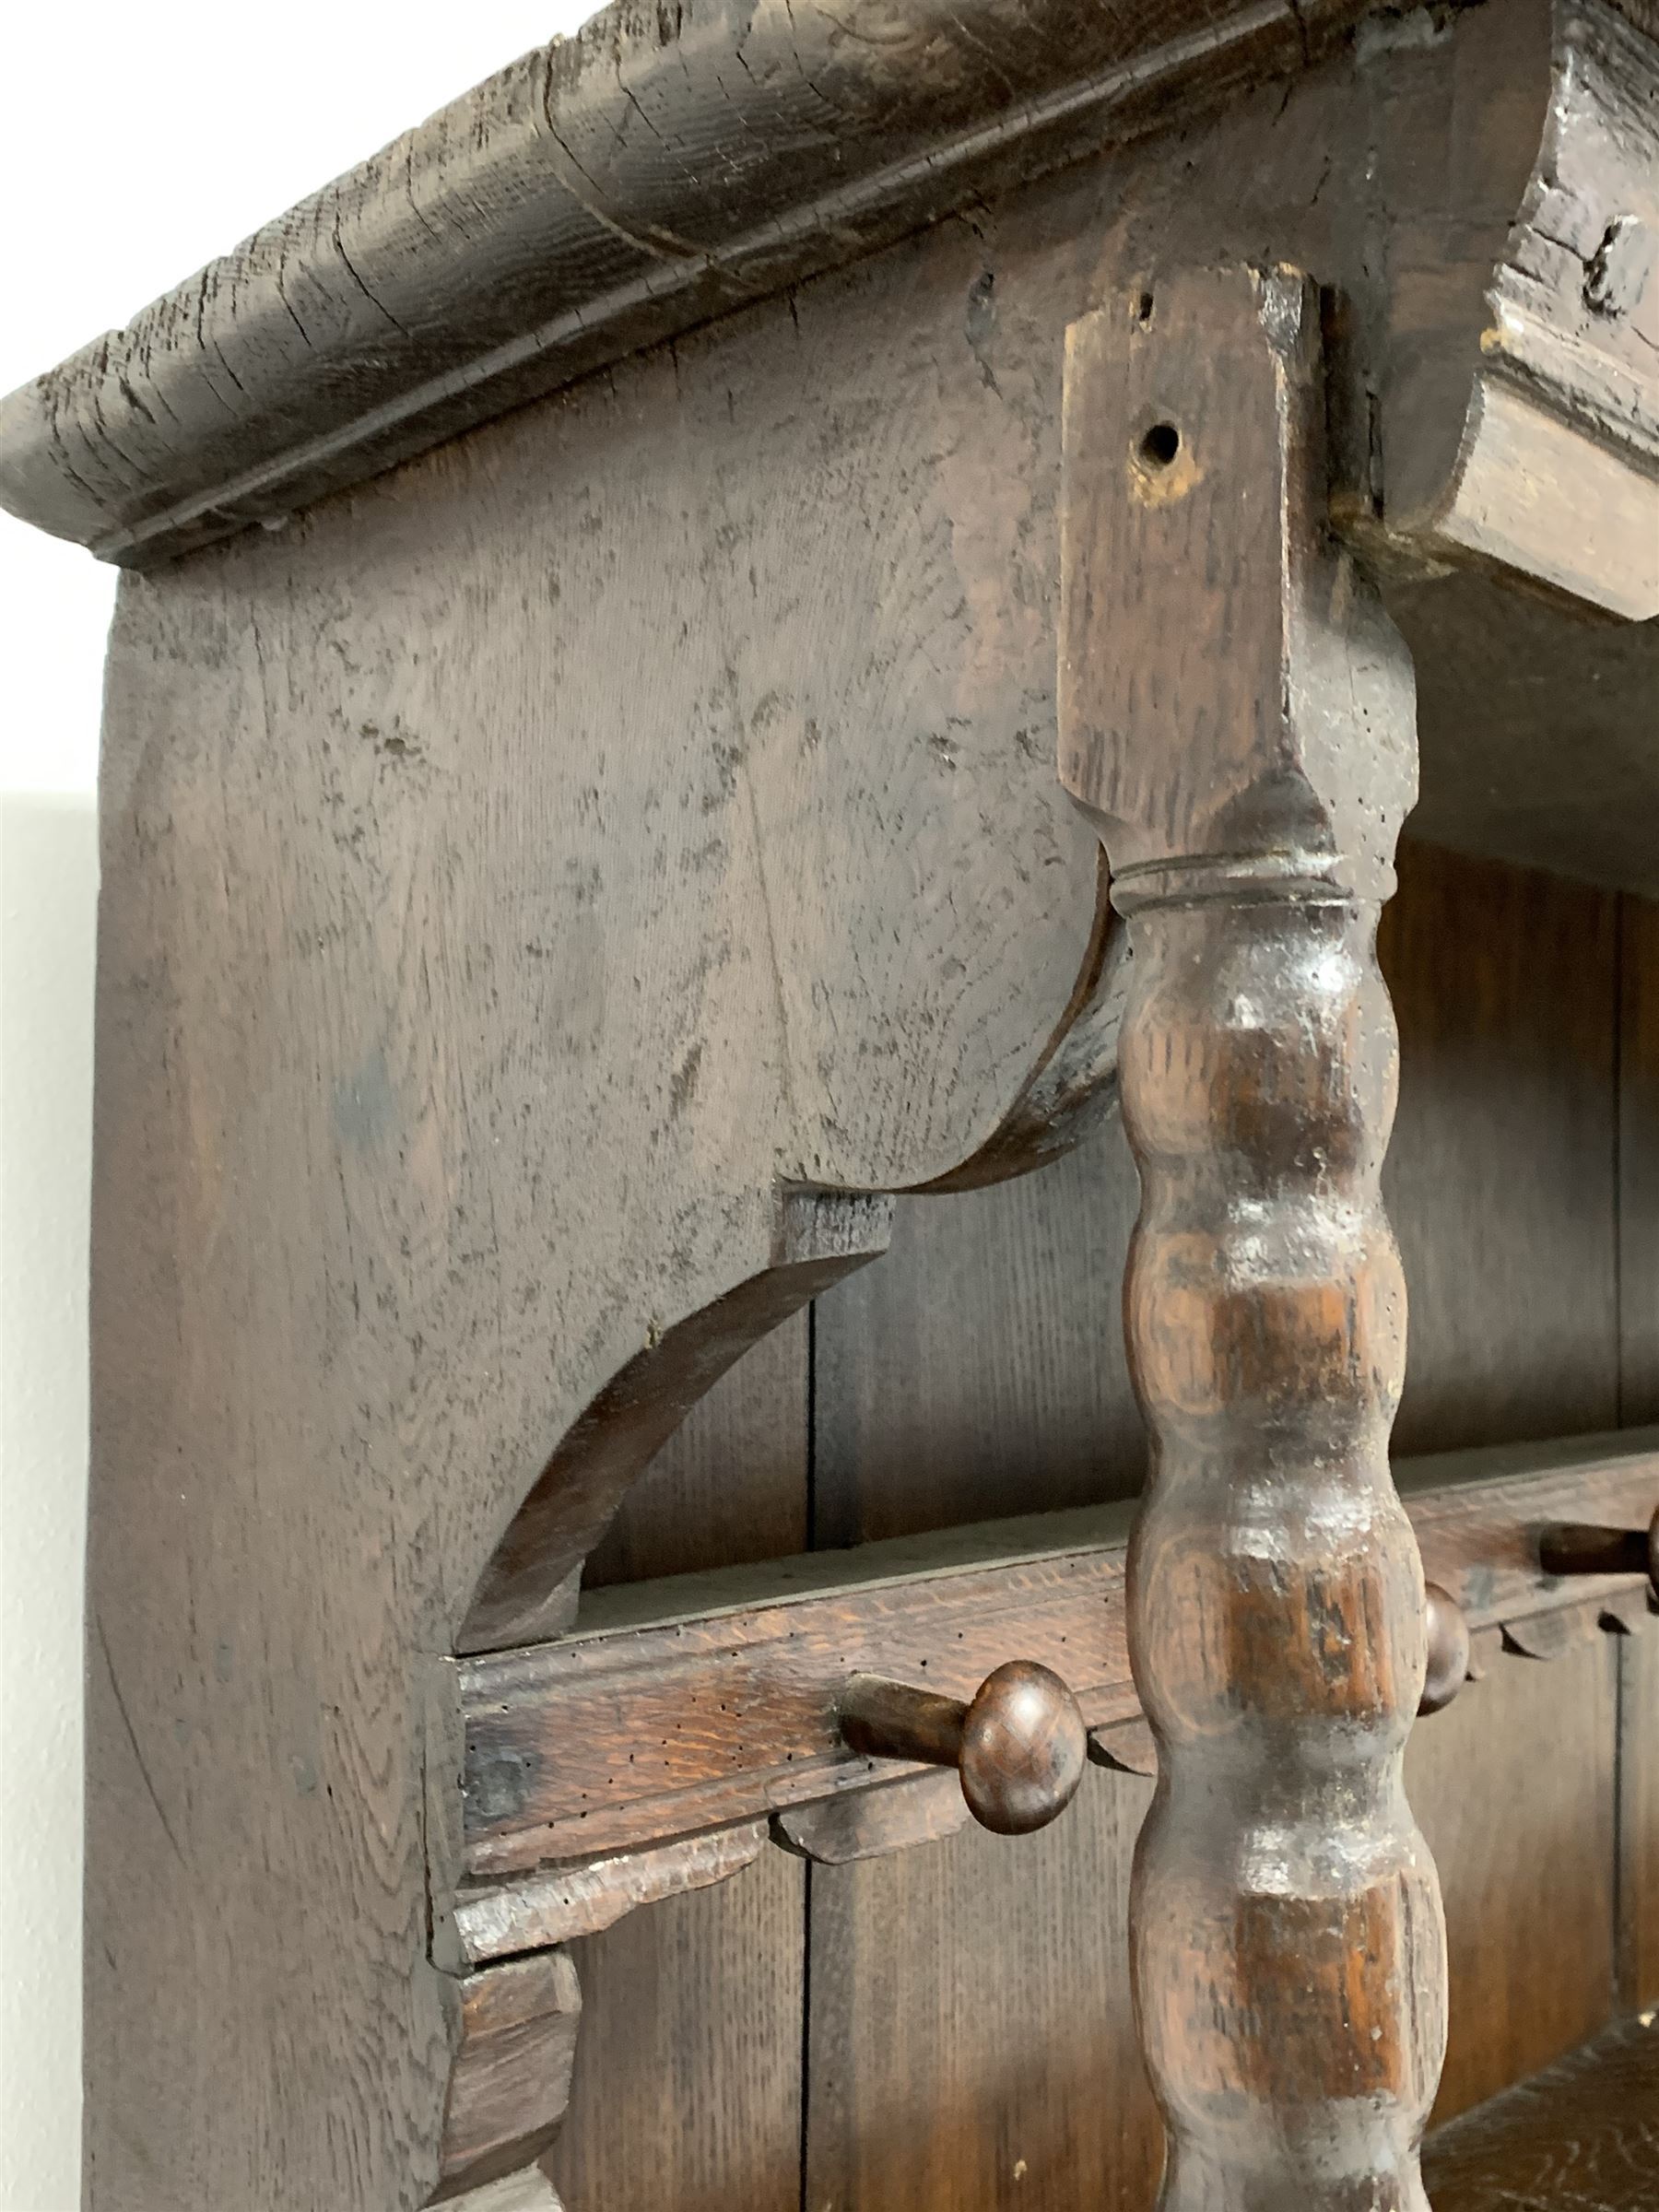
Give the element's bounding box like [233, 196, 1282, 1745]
[837, 1661, 1088, 1836]
[1419, 1584, 1472, 1716]
[1538, 1507, 1659, 1594]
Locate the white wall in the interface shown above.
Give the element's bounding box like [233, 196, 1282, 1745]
[0, 9, 593, 2204]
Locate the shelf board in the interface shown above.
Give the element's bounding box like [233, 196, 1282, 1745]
[1423, 2012, 1659, 2209]
[449, 1426, 1659, 1894]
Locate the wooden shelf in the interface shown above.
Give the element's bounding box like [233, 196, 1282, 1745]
[1423, 2013, 1659, 2210]
[438, 1427, 1659, 1939]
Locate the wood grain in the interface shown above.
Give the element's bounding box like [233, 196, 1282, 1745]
[49, 0, 1659, 2197]
[453, 1824, 770, 1963]
[1620, 895, 1659, 1426]
[1422, 2011, 1659, 2210]
[80, 237, 1115, 2206]
[814, 1130, 1143, 1550]
[456, 1434, 1659, 1877]
[6, 0, 1656, 620]
[774, 1771, 971, 1865]
[550, 1853, 806, 2212]
[0, 0, 1374, 565]
[1064, 264, 1437, 2207]
[1408, 1636, 1618, 2125]
[524, 1258, 811, 2195]
[1618, 1621, 1659, 2010]
[1333, 0, 1659, 617]
[806, 1765, 1162, 2212]
[582, 1315, 807, 1589]
[790, 846, 1639, 2208]
[1618, 894, 1659, 2011]
[1383, 844, 1620, 1455]
[436, 1952, 582, 2199]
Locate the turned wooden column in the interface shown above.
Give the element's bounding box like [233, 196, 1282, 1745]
[1061, 265, 1445, 2205]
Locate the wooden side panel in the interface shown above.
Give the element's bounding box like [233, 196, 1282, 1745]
[550, 1327, 808, 2206]
[1618, 894, 1659, 2011]
[805, 845, 1626, 2208]
[807, 1768, 1159, 2212]
[1618, 1622, 1659, 2012]
[806, 1065, 1145, 2207]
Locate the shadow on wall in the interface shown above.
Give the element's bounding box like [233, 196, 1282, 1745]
[1, 792, 97, 2212]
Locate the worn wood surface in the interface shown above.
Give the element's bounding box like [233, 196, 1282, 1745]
[789, 849, 1643, 2212]
[774, 1770, 972, 1865]
[1622, 898, 1659, 1429]
[806, 1059, 1147, 2206]
[5, 0, 1655, 612]
[1422, 2011, 1659, 2210]
[435, 1952, 582, 2199]
[0, 0, 1385, 565]
[455, 1434, 1659, 1879]
[1618, 897, 1659, 2012]
[453, 1824, 770, 1964]
[541, 1295, 809, 2203]
[36, 0, 1659, 2199]
[463, 1528, 1139, 1876]
[838, 1663, 1088, 1837]
[1384, 846, 1621, 1450]
[815, 1114, 1144, 1547]
[807, 1764, 1163, 2212]
[552, 1853, 806, 2212]
[1063, 263, 1437, 2207]
[1410, 1637, 1619, 2125]
[1330, 0, 1659, 615]
[81, 241, 1121, 2204]
[584, 1312, 807, 1589]
[1618, 1623, 1659, 2009]
[541, 844, 1642, 2206]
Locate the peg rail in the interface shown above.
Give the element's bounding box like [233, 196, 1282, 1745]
[442, 1427, 1659, 1965]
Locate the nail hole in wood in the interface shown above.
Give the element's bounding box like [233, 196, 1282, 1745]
[1138, 421, 1181, 469]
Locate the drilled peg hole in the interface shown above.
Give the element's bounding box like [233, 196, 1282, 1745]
[1138, 421, 1181, 470]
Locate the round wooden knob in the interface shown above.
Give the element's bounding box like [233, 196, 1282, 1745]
[959, 1662, 1089, 1834]
[1419, 1583, 1470, 1716]
[838, 1661, 1088, 1836]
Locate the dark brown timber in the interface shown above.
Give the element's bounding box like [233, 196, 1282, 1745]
[3, 0, 1655, 2202]
[1062, 264, 1437, 2206]
[1420, 1586, 1473, 1717]
[1422, 2013, 1659, 2211]
[450, 1433, 1659, 1918]
[838, 1662, 1088, 1836]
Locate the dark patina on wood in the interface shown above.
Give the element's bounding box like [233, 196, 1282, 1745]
[1422, 2011, 1659, 2210]
[0, 0, 1653, 2203]
[1063, 263, 1437, 2206]
[0, 0, 1378, 566]
[450, 1433, 1659, 1927]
